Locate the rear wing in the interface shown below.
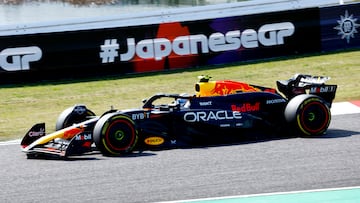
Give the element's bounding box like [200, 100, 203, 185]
[277, 74, 337, 106]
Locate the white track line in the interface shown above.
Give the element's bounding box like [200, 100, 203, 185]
[0, 139, 21, 146]
[159, 186, 360, 203]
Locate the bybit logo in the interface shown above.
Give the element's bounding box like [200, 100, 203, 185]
[0, 46, 42, 71]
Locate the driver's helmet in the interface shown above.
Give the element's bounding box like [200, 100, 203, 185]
[176, 93, 190, 108]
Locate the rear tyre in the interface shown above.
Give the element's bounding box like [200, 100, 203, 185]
[93, 113, 138, 156]
[285, 94, 331, 136]
[56, 105, 96, 130]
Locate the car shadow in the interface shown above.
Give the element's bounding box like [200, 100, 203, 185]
[114, 128, 360, 156]
[107, 151, 157, 158]
[308, 128, 359, 139]
[66, 151, 157, 160]
[187, 128, 360, 149]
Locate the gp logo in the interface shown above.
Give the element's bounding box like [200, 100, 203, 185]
[0, 46, 42, 71]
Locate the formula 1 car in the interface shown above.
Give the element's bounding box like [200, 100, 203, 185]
[21, 74, 337, 158]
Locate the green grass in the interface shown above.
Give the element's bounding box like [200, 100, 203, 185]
[0, 50, 359, 141]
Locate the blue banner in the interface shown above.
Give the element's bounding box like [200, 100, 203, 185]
[320, 3, 360, 51]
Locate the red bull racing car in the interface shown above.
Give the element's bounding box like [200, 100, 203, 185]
[21, 74, 337, 159]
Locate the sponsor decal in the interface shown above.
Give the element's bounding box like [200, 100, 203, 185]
[235, 123, 243, 127]
[132, 112, 150, 120]
[199, 101, 212, 106]
[74, 106, 87, 115]
[0, 46, 42, 71]
[220, 124, 231, 127]
[211, 82, 260, 95]
[266, 99, 286, 104]
[231, 102, 260, 112]
[310, 86, 337, 93]
[334, 10, 360, 43]
[144, 137, 164, 145]
[75, 133, 92, 141]
[184, 110, 242, 122]
[28, 128, 45, 137]
[64, 127, 84, 139]
[99, 22, 295, 63]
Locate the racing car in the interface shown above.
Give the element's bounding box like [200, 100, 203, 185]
[21, 74, 337, 158]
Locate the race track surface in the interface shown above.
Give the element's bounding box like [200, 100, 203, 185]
[1, 113, 359, 202]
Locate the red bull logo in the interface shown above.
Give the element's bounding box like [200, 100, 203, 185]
[63, 127, 84, 139]
[211, 81, 260, 95]
[197, 80, 260, 96]
[231, 102, 260, 112]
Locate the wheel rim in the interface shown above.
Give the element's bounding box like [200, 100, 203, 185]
[114, 130, 125, 141]
[298, 101, 330, 135]
[103, 118, 136, 152]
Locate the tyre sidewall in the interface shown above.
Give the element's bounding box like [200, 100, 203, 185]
[56, 105, 96, 130]
[93, 113, 138, 156]
[285, 94, 331, 136]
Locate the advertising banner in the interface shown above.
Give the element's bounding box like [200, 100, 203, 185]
[0, 8, 320, 83]
[320, 3, 360, 51]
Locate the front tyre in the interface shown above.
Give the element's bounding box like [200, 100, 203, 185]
[93, 113, 138, 156]
[285, 95, 331, 136]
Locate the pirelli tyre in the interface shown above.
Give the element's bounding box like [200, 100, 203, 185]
[56, 105, 96, 130]
[285, 94, 331, 136]
[93, 113, 138, 156]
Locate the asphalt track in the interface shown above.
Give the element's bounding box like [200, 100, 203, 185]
[0, 113, 359, 203]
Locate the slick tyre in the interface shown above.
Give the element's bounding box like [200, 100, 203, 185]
[93, 113, 138, 156]
[285, 94, 331, 136]
[56, 105, 96, 130]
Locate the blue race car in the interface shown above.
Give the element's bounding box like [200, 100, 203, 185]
[21, 74, 337, 158]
